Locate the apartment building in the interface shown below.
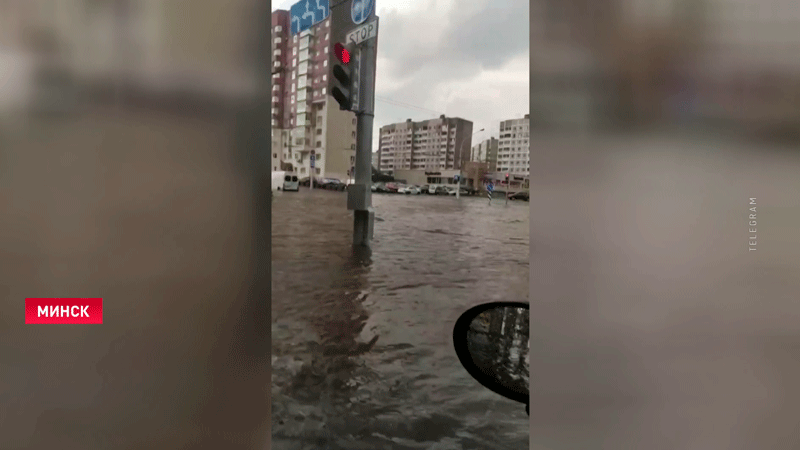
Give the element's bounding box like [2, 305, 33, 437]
[271, 11, 356, 180]
[470, 137, 499, 172]
[377, 115, 474, 174]
[497, 115, 530, 176]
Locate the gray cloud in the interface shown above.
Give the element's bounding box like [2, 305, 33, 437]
[379, 0, 528, 81]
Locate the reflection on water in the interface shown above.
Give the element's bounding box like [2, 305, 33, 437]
[468, 307, 530, 397]
[272, 192, 529, 449]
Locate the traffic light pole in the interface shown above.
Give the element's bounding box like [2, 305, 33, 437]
[351, 39, 376, 248]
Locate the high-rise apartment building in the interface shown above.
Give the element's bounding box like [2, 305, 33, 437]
[470, 137, 499, 172]
[271, 11, 356, 179]
[377, 115, 473, 173]
[497, 115, 530, 176]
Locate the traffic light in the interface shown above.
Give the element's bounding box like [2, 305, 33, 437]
[505, 173, 509, 184]
[331, 42, 355, 111]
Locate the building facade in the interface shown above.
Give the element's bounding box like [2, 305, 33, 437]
[271, 11, 356, 180]
[497, 115, 530, 176]
[377, 115, 474, 174]
[470, 137, 499, 172]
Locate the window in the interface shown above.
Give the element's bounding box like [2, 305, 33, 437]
[324, 60, 327, 67]
[275, 37, 282, 44]
[292, 72, 296, 79]
[276, 26, 283, 32]
[273, 153, 277, 158]
[322, 88, 326, 95]
[293, 36, 298, 43]
[274, 49, 281, 55]
[316, 141, 322, 147]
[293, 47, 297, 55]
[325, 33, 329, 40]
[315, 168, 321, 174]
[322, 75, 327, 81]
[352, 131, 356, 138]
[291, 95, 295, 103]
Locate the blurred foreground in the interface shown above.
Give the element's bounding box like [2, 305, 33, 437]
[1, 2, 270, 449]
[529, 131, 800, 449]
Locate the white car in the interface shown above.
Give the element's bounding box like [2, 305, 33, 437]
[398, 185, 421, 195]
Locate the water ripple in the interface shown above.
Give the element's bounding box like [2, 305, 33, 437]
[272, 191, 529, 448]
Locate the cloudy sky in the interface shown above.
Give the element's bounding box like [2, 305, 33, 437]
[272, 0, 529, 151]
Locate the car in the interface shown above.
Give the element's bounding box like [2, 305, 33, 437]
[282, 173, 299, 191]
[419, 184, 430, 194]
[435, 186, 449, 195]
[320, 178, 346, 191]
[509, 191, 529, 201]
[384, 183, 400, 193]
[447, 187, 469, 196]
[399, 186, 421, 195]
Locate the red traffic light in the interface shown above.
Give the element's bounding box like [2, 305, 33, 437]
[334, 43, 350, 65]
[505, 173, 509, 178]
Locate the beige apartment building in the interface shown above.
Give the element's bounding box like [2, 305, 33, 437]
[377, 115, 474, 174]
[497, 115, 530, 176]
[271, 10, 356, 181]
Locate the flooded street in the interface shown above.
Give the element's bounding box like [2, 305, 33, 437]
[272, 192, 529, 449]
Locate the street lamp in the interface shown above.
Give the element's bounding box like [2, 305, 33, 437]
[456, 128, 485, 199]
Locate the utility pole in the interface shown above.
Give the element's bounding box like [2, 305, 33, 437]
[329, 0, 378, 249]
[351, 37, 376, 247]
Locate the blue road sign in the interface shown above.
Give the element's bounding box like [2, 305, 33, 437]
[310, 154, 315, 168]
[487, 182, 494, 192]
[290, 0, 330, 36]
[351, 0, 374, 25]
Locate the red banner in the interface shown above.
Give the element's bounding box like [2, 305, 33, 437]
[25, 298, 103, 324]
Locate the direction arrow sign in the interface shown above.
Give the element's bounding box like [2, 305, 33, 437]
[346, 18, 378, 46]
[290, 0, 330, 36]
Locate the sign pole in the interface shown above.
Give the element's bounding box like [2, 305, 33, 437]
[352, 37, 376, 248]
[310, 150, 315, 191]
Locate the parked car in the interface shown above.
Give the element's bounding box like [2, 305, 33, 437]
[399, 185, 421, 195]
[435, 186, 450, 195]
[282, 173, 300, 191]
[427, 185, 439, 195]
[385, 183, 400, 193]
[373, 182, 391, 193]
[320, 178, 346, 190]
[509, 191, 529, 201]
[419, 184, 430, 194]
[447, 187, 469, 196]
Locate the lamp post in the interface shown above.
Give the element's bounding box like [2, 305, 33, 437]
[456, 128, 484, 199]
